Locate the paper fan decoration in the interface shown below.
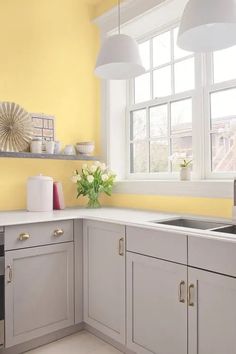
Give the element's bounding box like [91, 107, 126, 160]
[0, 102, 33, 152]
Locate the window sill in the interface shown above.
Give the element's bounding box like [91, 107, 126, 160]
[113, 180, 233, 199]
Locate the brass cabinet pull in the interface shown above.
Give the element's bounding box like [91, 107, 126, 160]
[188, 283, 195, 307]
[178, 281, 185, 303]
[18, 233, 30, 241]
[119, 237, 124, 256]
[7, 265, 12, 283]
[53, 229, 64, 237]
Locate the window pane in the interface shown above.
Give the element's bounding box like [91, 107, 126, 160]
[211, 133, 236, 172]
[171, 136, 193, 171]
[153, 31, 171, 67]
[173, 27, 191, 60]
[171, 99, 192, 135]
[174, 58, 195, 93]
[130, 142, 148, 173]
[211, 88, 236, 122]
[153, 66, 171, 98]
[150, 140, 169, 172]
[214, 46, 236, 83]
[139, 41, 150, 71]
[135, 73, 151, 103]
[130, 109, 146, 140]
[150, 104, 168, 138]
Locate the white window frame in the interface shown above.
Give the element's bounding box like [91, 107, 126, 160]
[203, 52, 236, 179]
[94, 0, 234, 199]
[126, 23, 201, 180]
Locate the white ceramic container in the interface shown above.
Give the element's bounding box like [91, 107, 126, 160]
[180, 167, 191, 181]
[76, 142, 95, 155]
[27, 174, 53, 212]
[54, 141, 61, 154]
[64, 145, 76, 155]
[45, 140, 55, 154]
[30, 138, 42, 154]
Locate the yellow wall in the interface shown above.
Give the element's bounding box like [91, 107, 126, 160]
[101, 194, 232, 219]
[0, 0, 233, 218]
[94, 0, 118, 18]
[0, 0, 100, 210]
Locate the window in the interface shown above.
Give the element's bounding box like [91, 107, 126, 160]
[127, 25, 236, 179]
[129, 27, 195, 177]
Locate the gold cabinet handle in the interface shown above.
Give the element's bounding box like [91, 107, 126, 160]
[178, 281, 185, 303]
[18, 233, 30, 241]
[7, 265, 12, 283]
[188, 283, 195, 307]
[119, 237, 124, 256]
[53, 229, 64, 237]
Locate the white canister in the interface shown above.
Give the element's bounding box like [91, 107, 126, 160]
[45, 140, 55, 154]
[27, 174, 53, 212]
[30, 138, 42, 154]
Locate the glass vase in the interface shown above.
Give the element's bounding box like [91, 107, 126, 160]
[87, 195, 101, 208]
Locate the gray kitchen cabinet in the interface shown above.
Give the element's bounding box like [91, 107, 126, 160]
[83, 220, 126, 344]
[188, 267, 236, 354]
[127, 252, 188, 354]
[5, 242, 74, 348]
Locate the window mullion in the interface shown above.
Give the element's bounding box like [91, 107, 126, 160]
[168, 101, 172, 172]
[170, 29, 175, 96]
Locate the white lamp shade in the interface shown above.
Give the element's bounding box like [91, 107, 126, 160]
[178, 0, 236, 52]
[95, 34, 145, 80]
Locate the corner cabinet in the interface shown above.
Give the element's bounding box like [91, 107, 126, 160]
[83, 220, 126, 344]
[5, 237, 74, 347]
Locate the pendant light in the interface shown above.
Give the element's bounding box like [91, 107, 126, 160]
[178, 0, 236, 52]
[94, 0, 145, 80]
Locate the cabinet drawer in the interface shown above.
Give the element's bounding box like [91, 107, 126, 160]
[188, 236, 236, 277]
[5, 220, 73, 250]
[126, 226, 187, 264]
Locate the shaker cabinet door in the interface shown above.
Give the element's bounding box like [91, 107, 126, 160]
[127, 252, 188, 354]
[83, 220, 126, 344]
[188, 267, 236, 354]
[5, 242, 74, 347]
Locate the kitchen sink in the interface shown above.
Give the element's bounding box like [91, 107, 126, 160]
[151, 218, 228, 230]
[211, 225, 236, 234]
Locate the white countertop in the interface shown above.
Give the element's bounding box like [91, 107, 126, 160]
[0, 207, 235, 242]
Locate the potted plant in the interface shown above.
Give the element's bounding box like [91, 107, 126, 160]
[170, 153, 192, 181]
[71, 161, 116, 208]
[179, 158, 192, 181]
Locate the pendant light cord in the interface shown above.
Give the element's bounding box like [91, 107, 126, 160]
[118, 0, 121, 34]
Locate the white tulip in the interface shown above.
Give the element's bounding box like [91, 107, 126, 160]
[101, 174, 108, 182]
[87, 175, 94, 183]
[71, 175, 78, 184]
[77, 174, 82, 181]
[100, 163, 106, 171]
[108, 170, 115, 177]
[90, 165, 97, 173]
[94, 161, 101, 167]
[82, 163, 88, 170]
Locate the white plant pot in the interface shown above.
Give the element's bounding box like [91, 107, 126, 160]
[180, 167, 191, 181]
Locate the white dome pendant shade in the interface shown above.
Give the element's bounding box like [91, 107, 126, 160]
[95, 34, 145, 80]
[94, 0, 145, 80]
[178, 0, 236, 52]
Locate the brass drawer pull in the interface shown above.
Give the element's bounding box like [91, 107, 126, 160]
[119, 237, 125, 256]
[7, 265, 12, 283]
[53, 229, 64, 237]
[19, 233, 30, 241]
[188, 283, 195, 307]
[178, 281, 185, 303]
